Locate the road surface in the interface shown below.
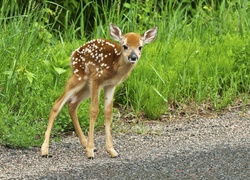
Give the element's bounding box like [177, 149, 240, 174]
[0, 111, 249, 179]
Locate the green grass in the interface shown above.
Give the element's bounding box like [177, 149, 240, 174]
[0, 0, 250, 147]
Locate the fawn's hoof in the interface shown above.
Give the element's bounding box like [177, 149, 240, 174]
[111, 154, 120, 158]
[41, 154, 53, 158]
[40, 146, 49, 157]
[86, 148, 95, 159]
[107, 148, 119, 158]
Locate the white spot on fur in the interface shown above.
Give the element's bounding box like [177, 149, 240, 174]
[70, 96, 77, 104]
[105, 41, 115, 47]
[74, 69, 79, 74]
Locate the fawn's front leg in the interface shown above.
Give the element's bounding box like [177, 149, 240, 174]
[104, 86, 119, 158]
[86, 83, 100, 159]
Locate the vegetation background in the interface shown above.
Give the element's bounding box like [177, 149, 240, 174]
[0, 0, 250, 148]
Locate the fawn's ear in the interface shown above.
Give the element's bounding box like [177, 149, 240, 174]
[142, 27, 158, 44]
[110, 23, 123, 41]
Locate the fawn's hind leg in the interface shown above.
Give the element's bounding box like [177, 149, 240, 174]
[41, 76, 86, 157]
[67, 85, 90, 149]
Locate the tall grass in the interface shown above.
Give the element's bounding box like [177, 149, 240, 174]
[121, 0, 250, 118]
[0, 0, 250, 147]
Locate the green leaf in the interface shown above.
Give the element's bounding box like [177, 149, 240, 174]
[25, 70, 35, 83]
[123, 3, 131, 8]
[53, 66, 67, 75]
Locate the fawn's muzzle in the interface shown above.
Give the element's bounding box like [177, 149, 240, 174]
[128, 51, 138, 63]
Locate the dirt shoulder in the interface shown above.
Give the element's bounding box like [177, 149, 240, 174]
[0, 111, 250, 179]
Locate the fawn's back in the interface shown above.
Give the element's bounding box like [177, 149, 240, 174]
[70, 32, 145, 87]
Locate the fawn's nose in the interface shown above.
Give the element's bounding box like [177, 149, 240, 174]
[128, 51, 138, 63]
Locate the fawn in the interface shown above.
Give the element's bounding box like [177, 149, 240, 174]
[40, 24, 157, 159]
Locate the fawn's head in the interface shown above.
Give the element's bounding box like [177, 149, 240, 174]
[109, 24, 157, 64]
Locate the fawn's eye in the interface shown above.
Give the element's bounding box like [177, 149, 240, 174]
[123, 45, 128, 50]
[138, 46, 142, 51]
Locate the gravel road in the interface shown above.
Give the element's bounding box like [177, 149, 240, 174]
[0, 111, 249, 179]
